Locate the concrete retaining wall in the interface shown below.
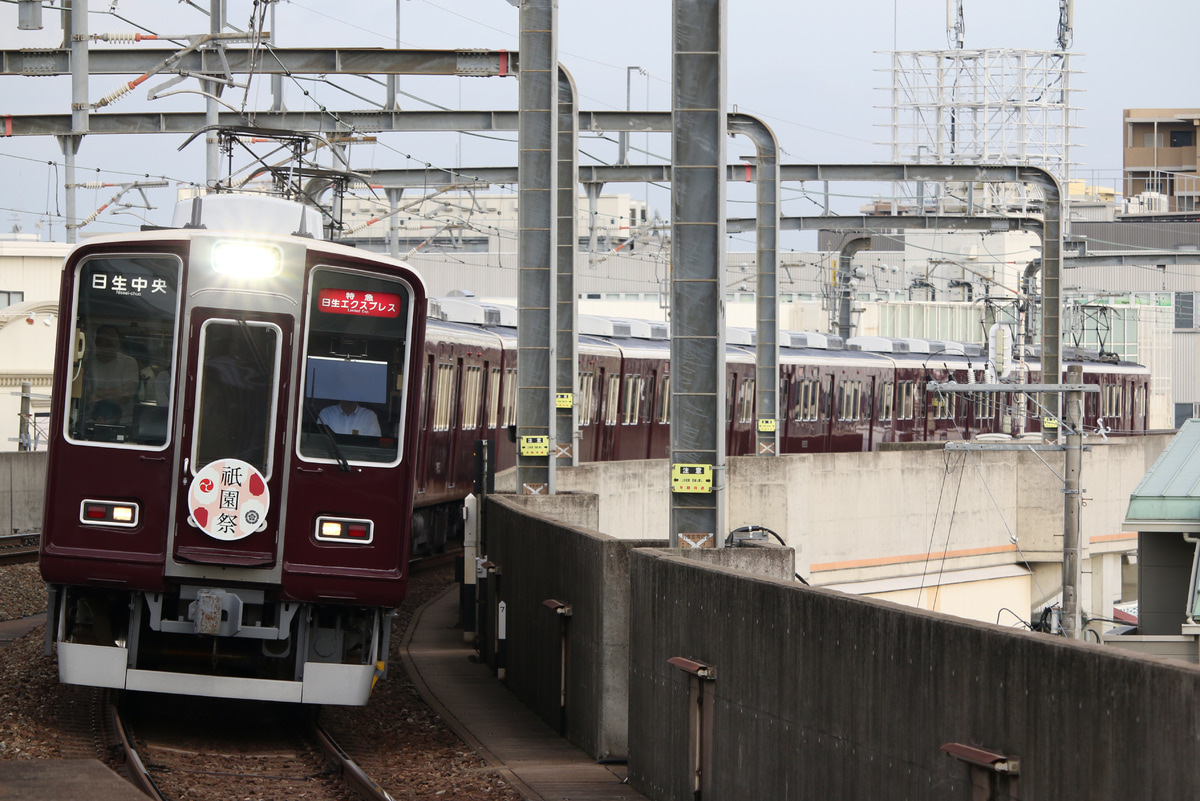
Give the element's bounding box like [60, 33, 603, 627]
[481, 493, 795, 761]
[482, 493, 662, 759]
[627, 547, 1200, 800]
[0, 450, 45, 533]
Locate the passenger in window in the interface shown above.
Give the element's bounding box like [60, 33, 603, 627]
[319, 400, 381, 436]
[84, 325, 140, 424]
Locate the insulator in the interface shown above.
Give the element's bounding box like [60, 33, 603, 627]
[93, 83, 133, 109]
[92, 33, 138, 42]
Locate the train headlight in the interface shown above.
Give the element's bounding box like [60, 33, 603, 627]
[79, 499, 140, 528]
[315, 516, 374, 544]
[212, 241, 281, 278]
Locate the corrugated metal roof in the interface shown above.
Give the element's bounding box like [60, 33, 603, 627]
[1125, 418, 1200, 531]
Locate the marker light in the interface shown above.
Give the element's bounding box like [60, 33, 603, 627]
[211, 241, 282, 278]
[315, 516, 374, 544]
[79, 500, 140, 528]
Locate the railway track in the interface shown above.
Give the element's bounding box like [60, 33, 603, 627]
[0, 532, 39, 565]
[105, 693, 396, 801]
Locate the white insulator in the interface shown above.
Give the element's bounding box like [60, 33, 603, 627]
[93, 32, 138, 42]
[93, 83, 132, 109]
[77, 182, 112, 189]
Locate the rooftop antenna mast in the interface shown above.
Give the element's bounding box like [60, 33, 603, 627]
[947, 0, 965, 48]
[1056, 0, 1074, 51]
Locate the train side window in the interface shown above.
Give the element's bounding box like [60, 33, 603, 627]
[605, 374, 621, 426]
[487, 366, 501, 429]
[461, 365, 482, 430]
[502, 368, 518, 429]
[880, 381, 894, 420]
[659, 375, 671, 424]
[742, 378, 755, 424]
[622, 374, 638, 425]
[900, 381, 914, 420]
[420, 358, 433, 431]
[433, 363, 455, 432]
[67, 254, 182, 449]
[578, 369, 594, 426]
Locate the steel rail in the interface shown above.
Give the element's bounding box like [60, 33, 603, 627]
[310, 720, 397, 801]
[109, 693, 169, 801]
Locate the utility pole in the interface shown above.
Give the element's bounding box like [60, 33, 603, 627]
[932, 369, 1096, 639]
[617, 66, 642, 166]
[1061, 364, 1084, 639]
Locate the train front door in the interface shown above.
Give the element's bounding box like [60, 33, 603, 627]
[168, 313, 292, 570]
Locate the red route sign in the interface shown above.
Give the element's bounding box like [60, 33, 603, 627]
[317, 288, 402, 318]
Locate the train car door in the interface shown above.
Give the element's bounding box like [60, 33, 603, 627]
[416, 353, 434, 495]
[821, 373, 835, 452]
[866, 375, 877, 451]
[169, 313, 291, 569]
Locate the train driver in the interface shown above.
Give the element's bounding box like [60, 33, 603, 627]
[318, 400, 381, 437]
[84, 324, 140, 424]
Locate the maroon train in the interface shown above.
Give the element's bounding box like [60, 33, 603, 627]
[41, 195, 426, 705]
[39, 195, 1151, 705]
[412, 300, 1151, 553]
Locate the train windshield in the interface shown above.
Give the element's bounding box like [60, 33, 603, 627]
[194, 320, 282, 476]
[298, 267, 413, 466]
[67, 254, 181, 448]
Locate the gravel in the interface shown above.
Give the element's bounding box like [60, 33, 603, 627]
[0, 560, 523, 800]
[0, 562, 48, 622]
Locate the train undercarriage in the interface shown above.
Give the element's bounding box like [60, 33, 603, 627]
[46, 583, 391, 705]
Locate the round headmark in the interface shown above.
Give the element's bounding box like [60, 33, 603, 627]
[187, 458, 270, 541]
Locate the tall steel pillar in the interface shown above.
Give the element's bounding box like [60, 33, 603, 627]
[670, 0, 727, 547]
[205, 0, 225, 188]
[1042, 179, 1064, 435]
[555, 67, 579, 468]
[62, 0, 89, 244]
[516, 0, 558, 496]
[729, 116, 780, 457]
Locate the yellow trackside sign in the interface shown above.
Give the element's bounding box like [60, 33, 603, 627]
[672, 463, 713, 493]
[520, 436, 549, 456]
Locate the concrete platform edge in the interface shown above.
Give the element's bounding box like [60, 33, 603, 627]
[398, 586, 543, 801]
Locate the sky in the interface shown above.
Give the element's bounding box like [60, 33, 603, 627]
[0, 0, 1197, 247]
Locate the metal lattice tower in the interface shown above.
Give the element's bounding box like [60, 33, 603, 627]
[882, 49, 1080, 215]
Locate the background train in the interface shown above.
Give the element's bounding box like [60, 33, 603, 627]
[39, 193, 1151, 706]
[410, 298, 1151, 554]
[40, 194, 427, 705]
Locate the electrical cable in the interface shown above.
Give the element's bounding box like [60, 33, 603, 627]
[725, 525, 809, 585]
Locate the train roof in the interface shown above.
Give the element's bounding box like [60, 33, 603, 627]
[425, 316, 506, 348]
[847, 336, 984, 358]
[169, 195, 326, 238]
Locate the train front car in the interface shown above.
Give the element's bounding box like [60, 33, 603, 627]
[39, 196, 427, 705]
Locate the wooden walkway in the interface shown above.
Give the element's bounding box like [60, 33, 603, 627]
[401, 588, 647, 801]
